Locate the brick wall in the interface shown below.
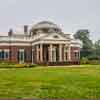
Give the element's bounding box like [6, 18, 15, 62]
[0, 46, 32, 63]
[0, 45, 80, 64]
[70, 47, 80, 62]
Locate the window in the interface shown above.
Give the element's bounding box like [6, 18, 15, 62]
[74, 51, 79, 60]
[48, 29, 55, 33]
[4, 50, 9, 59]
[19, 49, 24, 64]
[0, 50, 2, 59]
[53, 35, 59, 38]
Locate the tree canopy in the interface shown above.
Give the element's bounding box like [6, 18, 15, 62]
[74, 29, 97, 59]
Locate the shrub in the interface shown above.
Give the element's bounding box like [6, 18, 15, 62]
[14, 64, 37, 68]
[80, 57, 89, 64]
[14, 64, 26, 68]
[0, 63, 37, 68]
[80, 57, 100, 65]
[28, 64, 37, 68]
[88, 60, 100, 65]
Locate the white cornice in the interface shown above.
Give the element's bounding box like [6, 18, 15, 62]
[0, 43, 31, 46]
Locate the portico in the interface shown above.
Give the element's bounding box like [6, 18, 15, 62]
[32, 43, 71, 64]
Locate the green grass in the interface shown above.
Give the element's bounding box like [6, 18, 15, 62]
[0, 65, 100, 98]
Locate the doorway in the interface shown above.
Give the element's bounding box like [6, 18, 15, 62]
[19, 49, 24, 64]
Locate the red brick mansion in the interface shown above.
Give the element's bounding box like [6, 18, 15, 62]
[0, 21, 82, 65]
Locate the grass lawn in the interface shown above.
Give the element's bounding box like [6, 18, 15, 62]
[0, 65, 100, 98]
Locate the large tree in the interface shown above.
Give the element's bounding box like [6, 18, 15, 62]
[74, 29, 93, 58]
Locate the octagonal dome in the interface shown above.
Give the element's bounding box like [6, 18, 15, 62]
[31, 21, 61, 31]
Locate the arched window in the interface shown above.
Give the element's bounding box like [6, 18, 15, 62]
[53, 35, 59, 38]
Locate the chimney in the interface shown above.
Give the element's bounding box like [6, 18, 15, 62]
[8, 29, 13, 37]
[24, 25, 28, 35]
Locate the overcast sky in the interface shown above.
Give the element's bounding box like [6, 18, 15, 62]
[0, 0, 100, 41]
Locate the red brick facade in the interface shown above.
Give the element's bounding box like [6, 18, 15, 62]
[0, 46, 32, 63]
[0, 45, 80, 65]
[70, 47, 80, 61]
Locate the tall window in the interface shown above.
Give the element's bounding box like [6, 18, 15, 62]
[25, 50, 32, 62]
[0, 50, 2, 60]
[74, 51, 79, 60]
[4, 50, 9, 59]
[19, 49, 24, 64]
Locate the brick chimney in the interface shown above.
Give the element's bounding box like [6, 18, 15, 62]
[8, 29, 13, 37]
[24, 25, 28, 35]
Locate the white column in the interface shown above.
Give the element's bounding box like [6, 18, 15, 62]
[32, 48, 34, 64]
[59, 44, 62, 62]
[79, 48, 80, 60]
[68, 46, 71, 61]
[49, 44, 53, 62]
[40, 44, 43, 62]
[36, 45, 39, 62]
[64, 46, 66, 62]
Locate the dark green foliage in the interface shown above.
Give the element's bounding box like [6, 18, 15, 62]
[25, 64, 37, 68]
[74, 29, 100, 63]
[80, 58, 100, 65]
[74, 29, 93, 50]
[80, 57, 89, 64]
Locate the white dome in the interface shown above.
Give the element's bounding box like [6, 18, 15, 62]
[31, 21, 61, 30]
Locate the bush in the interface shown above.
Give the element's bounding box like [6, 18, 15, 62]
[23, 64, 37, 68]
[80, 57, 100, 65]
[80, 57, 89, 64]
[28, 64, 37, 68]
[88, 60, 100, 65]
[14, 64, 26, 68]
[13, 64, 37, 68]
[87, 55, 100, 60]
[0, 63, 37, 68]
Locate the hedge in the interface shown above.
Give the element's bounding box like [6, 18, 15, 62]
[0, 63, 37, 68]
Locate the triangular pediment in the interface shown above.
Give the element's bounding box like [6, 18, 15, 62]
[40, 33, 68, 41]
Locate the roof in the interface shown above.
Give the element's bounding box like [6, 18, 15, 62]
[31, 21, 61, 30]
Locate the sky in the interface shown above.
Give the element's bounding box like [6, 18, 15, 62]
[0, 0, 100, 41]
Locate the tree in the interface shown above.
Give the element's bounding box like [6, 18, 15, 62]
[94, 40, 100, 49]
[92, 40, 100, 60]
[74, 29, 89, 39]
[74, 29, 93, 49]
[74, 29, 93, 58]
